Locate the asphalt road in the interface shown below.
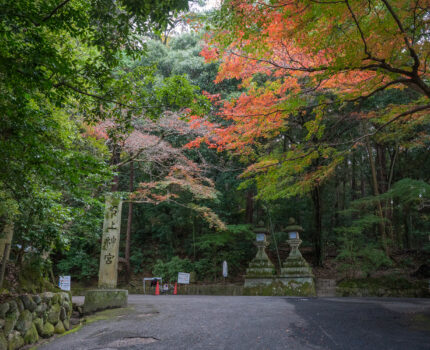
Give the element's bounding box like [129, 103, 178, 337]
[38, 295, 430, 350]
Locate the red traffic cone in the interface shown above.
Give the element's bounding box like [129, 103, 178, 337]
[155, 281, 160, 295]
[173, 282, 177, 295]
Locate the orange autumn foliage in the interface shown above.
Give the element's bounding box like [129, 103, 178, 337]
[194, 0, 430, 154]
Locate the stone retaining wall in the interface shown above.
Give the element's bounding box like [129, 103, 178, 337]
[0, 292, 72, 350]
[136, 284, 244, 296]
[336, 278, 430, 298]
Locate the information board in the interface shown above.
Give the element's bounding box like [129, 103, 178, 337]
[59, 276, 71, 291]
[177, 272, 190, 284]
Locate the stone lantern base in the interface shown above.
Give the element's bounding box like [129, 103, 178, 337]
[243, 256, 316, 296]
[243, 251, 317, 296]
[244, 256, 276, 292]
[277, 278, 316, 296]
[244, 278, 315, 296]
[279, 251, 316, 296]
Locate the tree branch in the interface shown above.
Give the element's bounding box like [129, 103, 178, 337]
[55, 82, 138, 109]
[327, 103, 430, 147]
[37, 0, 72, 25]
[380, 0, 420, 73]
[345, 0, 371, 58]
[55, 81, 163, 110]
[113, 134, 165, 169]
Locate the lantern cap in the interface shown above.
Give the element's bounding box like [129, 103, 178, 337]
[285, 217, 303, 233]
[253, 221, 268, 234]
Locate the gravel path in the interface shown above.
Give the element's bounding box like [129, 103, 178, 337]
[38, 295, 430, 350]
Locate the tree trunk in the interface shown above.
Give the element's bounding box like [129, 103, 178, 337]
[360, 154, 366, 198]
[333, 184, 339, 227]
[125, 160, 134, 282]
[365, 139, 388, 254]
[0, 222, 14, 289]
[376, 144, 388, 195]
[376, 143, 394, 241]
[351, 153, 358, 201]
[311, 185, 323, 266]
[245, 190, 254, 224]
[403, 206, 412, 249]
[192, 215, 196, 260]
[110, 145, 121, 192]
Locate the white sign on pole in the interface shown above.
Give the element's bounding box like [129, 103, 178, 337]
[222, 260, 228, 278]
[177, 272, 190, 284]
[59, 276, 71, 291]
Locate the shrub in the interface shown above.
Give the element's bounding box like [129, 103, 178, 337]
[152, 256, 194, 282]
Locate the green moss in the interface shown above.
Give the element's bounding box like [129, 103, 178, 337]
[411, 314, 430, 331]
[243, 280, 316, 296]
[60, 323, 83, 336]
[47, 304, 61, 324]
[16, 264, 60, 294]
[83, 289, 128, 314]
[62, 318, 70, 331]
[283, 259, 311, 268]
[168, 284, 243, 296]
[7, 332, 24, 350]
[24, 324, 39, 344]
[337, 276, 430, 297]
[0, 333, 7, 350]
[110, 197, 122, 207]
[84, 305, 134, 324]
[51, 294, 60, 305]
[15, 309, 33, 333]
[40, 322, 54, 338]
[33, 318, 43, 335]
[54, 321, 65, 334]
[281, 281, 316, 296]
[245, 269, 276, 277]
[4, 310, 19, 335]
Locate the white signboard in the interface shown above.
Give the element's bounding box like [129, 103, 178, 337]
[222, 260, 228, 278]
[177, 272, 190, 284]
[59, 276, 71, 291]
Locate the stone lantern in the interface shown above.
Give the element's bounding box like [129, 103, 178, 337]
[279, 218, 316, 296]
[252, 221, 271, 264]
[244, 221, 275, 292]
[285, 217, 304, 260]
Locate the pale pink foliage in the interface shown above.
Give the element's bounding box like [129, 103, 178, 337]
[86, 112, 225, 230]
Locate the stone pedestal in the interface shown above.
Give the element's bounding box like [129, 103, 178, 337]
[83, 289, 128, 314]
[244, 223, 276, 295]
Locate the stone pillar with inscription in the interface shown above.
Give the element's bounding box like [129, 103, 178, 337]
[98, 195, 122, 289]
[84, 194, 128, 314]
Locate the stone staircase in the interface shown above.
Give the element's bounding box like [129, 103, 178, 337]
[316, 279, 337, 297]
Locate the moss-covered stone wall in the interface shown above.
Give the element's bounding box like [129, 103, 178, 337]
[336, 277, 430, 298]
[0, 292, 72, 350]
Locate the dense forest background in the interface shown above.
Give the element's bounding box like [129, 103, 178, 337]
[0, 0, 429, 292]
